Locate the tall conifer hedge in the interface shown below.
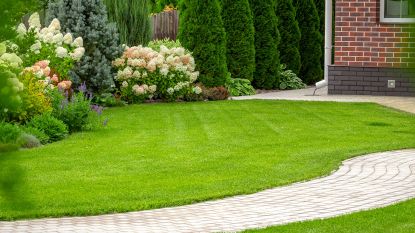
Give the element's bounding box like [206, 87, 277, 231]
[222, 0, 255, 81]
[178, 0, 229, 87]
[275, 0, 301, 75]
[250, 0, 280, 89]
[294, 0, 323, 84]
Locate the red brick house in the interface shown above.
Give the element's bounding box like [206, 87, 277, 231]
[327, 0, 415, 96]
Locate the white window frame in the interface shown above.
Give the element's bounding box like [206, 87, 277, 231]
[380, 0, 415, 23]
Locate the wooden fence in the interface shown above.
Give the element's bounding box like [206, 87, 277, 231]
[151, 10, 179, 41]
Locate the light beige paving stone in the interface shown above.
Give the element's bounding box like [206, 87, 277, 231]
[1, 150, 415, 232]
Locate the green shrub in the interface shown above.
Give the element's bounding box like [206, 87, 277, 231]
[178, 0, 229, 87]
[0, 122, 22, 146]
[50, 90, 93, 133]
[47, 0, 123, 93]
[18, 133, 41, 149]
[104, 0, 152, 46]
[8, 71, 52, 123]
[222, 0, 255, 82]
[22, 126, 49, 145]
[276, 0, 301, 75]
[148, 39, 183, 51]
[279, 65, 307, 90]
[93, 93, 125, 107]
[250, 0, 280, 89]
[26, 114, 68, 143]
[0, 68, 23, 121]
[294, 0, 323, 84]
[226, 78, 256, 97]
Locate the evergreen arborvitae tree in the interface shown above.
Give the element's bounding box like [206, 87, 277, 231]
[250, 0, 280, 89]
[178, 0, 229, 87]
[294, 0, 323, 84]
[315, 0, 325, 74]
[222, 0, 255, 81]
[275, 0, 301, 75]
[104, 0, 152, 46]
[46, 0, 122, 93]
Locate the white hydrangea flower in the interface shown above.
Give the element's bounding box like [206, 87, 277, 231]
[72, 37, 83, 48]
[149, 85, 157, 93]
[133, 71, 141, 78]
[16, 23, 27, 37]
[56, 46, 68, 58]
[0, 53, 23, 68]
[48, 18, 61, 32]
[70, 47, 85, 61]
[63, 33, 73, 45]
[121, 81, 128, 88]
[193, 86, 202, 95]
[28, 13, 41, 29]
[160, 67, 169, 76]
[30, 40, 42, 54]
[52, 33, 64, 45]
[10, 77, 24, 92]
[167, 88, 174, 95]
[43, 32, 54, 43]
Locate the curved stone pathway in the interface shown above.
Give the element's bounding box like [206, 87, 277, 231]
[1, 149, 415, 233]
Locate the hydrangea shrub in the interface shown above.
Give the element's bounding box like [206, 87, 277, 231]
[113, 45, 201, 102]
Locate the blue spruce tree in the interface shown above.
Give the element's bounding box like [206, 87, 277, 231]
[47, 0, 122, 93]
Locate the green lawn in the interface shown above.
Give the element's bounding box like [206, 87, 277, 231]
[0, 100, 414, 220]
[246, 198, 415, 233]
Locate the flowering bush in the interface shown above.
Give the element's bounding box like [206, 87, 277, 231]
[12, 13, 85, 82]
[113, 45, 201, 102]
[25, 60, 72, 91]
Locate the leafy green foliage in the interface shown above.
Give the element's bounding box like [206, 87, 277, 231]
[93, 93, 125, 107]
[154, 0, 179, 12]
[21, 126, 49, 145]
[49, 89, 94, 133]
[26, 113, 68, 143]
[0, 69, 23, 121]
[7, 72, 52, 123]
[46, 0, 123, 93]
[104, 0, 152, 46]
[0, 0, 43, 41]
[278, 65, 306, 90]
[148, 39, 183, 51]
[294, 0, 323, 84]
[276, 0, 301, 75]
[226, 78, 256, 97]
[315, 0, 325, 72]
[178, 0, 229, 87]
[250, 0, 280, 89]
[0, 122, 22, 150]
[222, 0, 255, 81]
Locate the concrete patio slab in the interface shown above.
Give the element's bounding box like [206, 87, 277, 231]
[232, 87, 415, 114]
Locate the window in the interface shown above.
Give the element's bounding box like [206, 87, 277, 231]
[380, 0, 415, 23]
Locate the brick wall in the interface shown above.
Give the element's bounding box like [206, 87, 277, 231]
[335, 0, 415, 68]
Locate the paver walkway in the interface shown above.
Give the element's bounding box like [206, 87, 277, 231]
[232, 87, 415, 114]
[1, 149, 415, 233]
